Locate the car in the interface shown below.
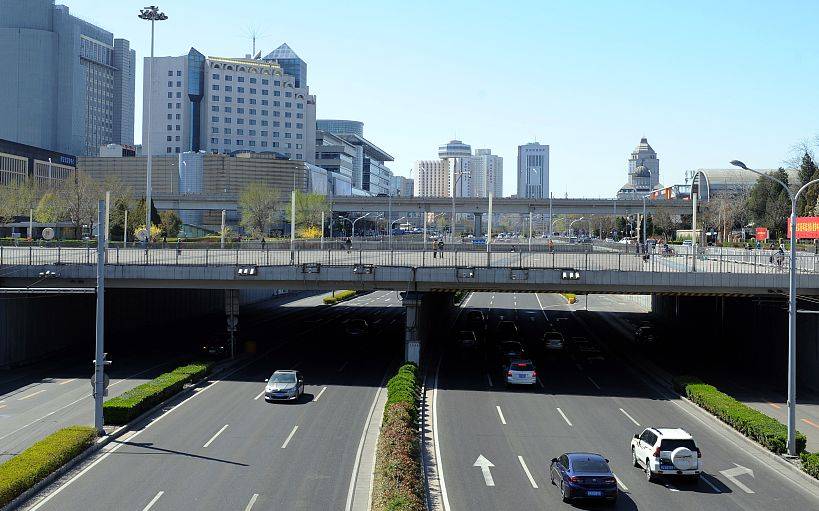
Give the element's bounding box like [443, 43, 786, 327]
[504, 359, 537, 386]
[605, 237, 615, 243]
[344, 318, 369, 336]
[682, 239, 693, 246]
[634, 325, 659, 344]
[550, 452, 618, 504]
[542, 331, 565, 351]
[496, 340, 526, 365]
[200, 339, 228, 357]
[495, 320, 519, 341]
[465, 310, 487, 331]
[631, 427, 701, 482]
[455, 330, 479, 349]
[264, 370, 304, 402]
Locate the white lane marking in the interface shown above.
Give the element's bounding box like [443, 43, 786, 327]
[720, 464, 755, 494]
[254, 389, 265, 401]
[432, 359, 452, 511]
[518, 455, 538, 488]
[613, 474, 629, 492]
[0, 404, 6, 410]
[462, 293, 473, 307]
[203, 424, 229, 448]
[575, 363, 583, 371]
[496, 405, 507, 425]
[486, 374, 493, 387]
[701, 474, 722, 493]
[537, 376, 544, 388]
[244, 493, 259, 511]
[338, 361, 349, 373]
[58, 378, 77, 385]
[18, 389, 47, 400]
[142, 491, 164, 511]
[313, 386, 327, 403]
[556, 407, 573, 426]
[281, 425, 299, 449]
[489, 300, 493, 306]
[474, 455, 495, 486]
[665, 483, 680, 492]
[619, 408, 640, 426]
[587, 376, 601, 390]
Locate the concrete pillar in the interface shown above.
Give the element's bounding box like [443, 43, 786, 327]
[474, 212, 483, 237]
[401, 291, 423, 363]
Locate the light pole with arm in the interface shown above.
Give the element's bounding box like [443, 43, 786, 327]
[569, 217, 585, 237]
[351, 213, 370, 239]
[731, 159, 819, 456]
[138, 6, 168, 237]
[451, 170, 470, 242]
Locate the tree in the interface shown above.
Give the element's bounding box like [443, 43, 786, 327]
[239, 182, 279, 238]
[796, 151, 819, 216]
[159, 210, 182, 238]
[0, 178, 38, 223]
[748, 168, 791, 238]
[652, 207, 676, 241]
[702, 191, 748, 243]
[287, 191, 329, 230]
[56, 171, 100, 236]
[103, 176, 134, 240]
[34, 191, 61, 224]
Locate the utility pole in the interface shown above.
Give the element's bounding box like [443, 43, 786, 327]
[94, 200, 106, 434]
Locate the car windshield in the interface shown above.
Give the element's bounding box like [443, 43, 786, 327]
[660, 439, 697, 451]
[511, 362, 534, 371]
[572, 457, 609, 473]
[501, 342, 522, 352]
[270, 373, 296, 383]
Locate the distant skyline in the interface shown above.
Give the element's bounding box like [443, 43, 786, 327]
[61, 0, 819, 197]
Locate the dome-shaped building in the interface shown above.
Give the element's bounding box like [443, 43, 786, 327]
[617, 137, 661, 199]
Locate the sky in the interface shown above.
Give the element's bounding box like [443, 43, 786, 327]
[65, 0, 819, 197]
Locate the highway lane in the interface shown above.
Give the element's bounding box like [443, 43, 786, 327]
[433, 291, 819, 511]
[22, 290, 405, 511]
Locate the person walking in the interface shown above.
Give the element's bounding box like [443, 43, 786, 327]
[438, 239, 445, 258]
[345, 237, 352, 254]
[548, 238, 554, 253]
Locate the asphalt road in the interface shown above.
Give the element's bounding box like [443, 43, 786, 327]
[21, 290, 404, 511]
[433, 291, 819, 511]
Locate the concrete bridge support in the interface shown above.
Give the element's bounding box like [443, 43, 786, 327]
[400, 291, 453, 364]
[474, 213, 483, 237]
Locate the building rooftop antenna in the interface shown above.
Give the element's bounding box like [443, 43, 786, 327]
[245, 26, 267, 58]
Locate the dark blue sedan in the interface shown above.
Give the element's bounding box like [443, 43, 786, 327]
[549, 452, 618, 505]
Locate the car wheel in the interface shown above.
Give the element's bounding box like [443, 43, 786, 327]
[645, 460, 655, 482]
[560, 481, 570, 502]
[632, 448, 639, 467]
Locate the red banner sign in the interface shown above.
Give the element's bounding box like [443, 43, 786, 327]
[755, 227, 769, 241]
[787, 217, 819, 239]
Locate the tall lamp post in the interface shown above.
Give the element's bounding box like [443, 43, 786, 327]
[569, 217, 585, 237]
[351, 213, 370, 239]
[451, 170, 470, 242]
[138, 5, 168, 237]
[730, 159, 819, 456]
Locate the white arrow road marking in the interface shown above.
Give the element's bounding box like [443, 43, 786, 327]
[556, 407, 573, 426]
[474, 455, 495, 486]
[142, 491, 164, 511]
[619, 408, 640, 426]
[244, 493, 259, 511]
[496, 406, 507, 425]
[720, 464, 755, 494]
[518, 456, 538, 488]
[203, 424, 229, 448]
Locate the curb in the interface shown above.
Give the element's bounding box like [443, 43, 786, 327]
[1, 356, 243, 511]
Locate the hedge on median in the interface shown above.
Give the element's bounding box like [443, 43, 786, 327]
[672, 375, 807, 455]
[561, 293, 577, 304]
[0, 426, 97, 507]
[372, 363, 424, 511]
[801, 452, 819, 479]
[103, 362, 212, 425]
[323, 290, 357, 305]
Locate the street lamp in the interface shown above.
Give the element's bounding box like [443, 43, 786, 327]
[569, 217, 585, 237]
[451, 170, 470, 242]
[730, 159, 819, 456]
[641, 192, 654, 251]
[351, 213, 370, 239]
[138, 5, 168, 239]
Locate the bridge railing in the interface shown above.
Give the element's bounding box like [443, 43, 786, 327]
[1, 244, 818, 275]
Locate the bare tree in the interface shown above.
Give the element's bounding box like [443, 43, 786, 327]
[702, 190, 749, 243]
[57, 171, 101, 236]
[239, 182, 279, 238]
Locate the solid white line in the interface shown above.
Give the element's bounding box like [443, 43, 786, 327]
[281, 425, 299, 449]
[556, 407, 573, 426]
[58, 378, 77, 385]
[537, 377, 544, 388]
[313, 386, 327, 403]
[486, 374, 493, 387]
[244, 493, 259, 511]
[18, 389, 47, 400]
[587, 376, 602, 390]
[496, 405, 507, 425]
[619, 408, 640, 426]
[575, 363, 583, 371]
[613, 474, 629, 492]
[142, 491, 164, 511]
[518, 456, 538, 488]
[203, 424, 229, 448]
[701, 474, 722, 493]
[338, 361, 349, 373]
[433, 359, 452, 511]
[254, 389, 265, 401]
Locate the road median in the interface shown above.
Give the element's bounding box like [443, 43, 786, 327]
[323, 290, 358, 305]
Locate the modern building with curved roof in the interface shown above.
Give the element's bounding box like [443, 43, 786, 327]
[692, 168, 798, 201]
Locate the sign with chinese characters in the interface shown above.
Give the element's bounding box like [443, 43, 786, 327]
[787, 217, 819, 239]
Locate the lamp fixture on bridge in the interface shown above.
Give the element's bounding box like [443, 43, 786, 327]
[302, 263, 321, 274]
[236, 266, 258, 277]
[561, 269, 581, 280]
[456, 267, 476, 279]
[353, 264, 374, 274]
[38, 270, 59, 278]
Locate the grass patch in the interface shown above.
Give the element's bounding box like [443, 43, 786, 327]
[0, 426, 97, 507]
[372, 363, 424, 511]
[800, 452, 819, 479]
[672, 375, 806, 455]
[103, 362, 213, 425]
[323, 290, 357, 305]
[561, 293, 577, 304]
[453, 290, 469, 305]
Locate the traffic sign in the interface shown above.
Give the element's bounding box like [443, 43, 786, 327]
[42, 227, 55, 240]
[90, 373, 110, 397]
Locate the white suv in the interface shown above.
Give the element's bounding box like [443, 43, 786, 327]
[630, 427, 701, 482]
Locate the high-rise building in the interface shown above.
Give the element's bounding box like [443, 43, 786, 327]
[315, 119, 393, 194]
[517, 142, 549, 199]
[463, 148, 503, 198]
[143, 45, 316, 163]
[413, 160, 450, 197]
[390, 175, 414, 197]
[617, 137, 661, 198]
[264, 43, 306, 89]
[0, 0, 135, 156]
[438, 140, 472, 197]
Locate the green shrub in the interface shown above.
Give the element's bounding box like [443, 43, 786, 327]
[453, 290, 468, 305]
[324, 290, 357, 305]
[103, 362, 212, 425]
[323, 296, 337, 305]
[0, 426, 97, 507]
[800, 452, 819, 479]
[673, 376, 807, 454]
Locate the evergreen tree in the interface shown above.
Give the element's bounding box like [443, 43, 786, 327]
[797, 152, 819, 216]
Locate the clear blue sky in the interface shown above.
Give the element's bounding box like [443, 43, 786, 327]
[66, 0, 819, 197]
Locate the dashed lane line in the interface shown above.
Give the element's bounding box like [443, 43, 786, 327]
[58, 379, 77, 386]
[587, 376, 601, 390]
[253, 390, 265, 401]
[801, 418, 819, 429]
[244, 493, 260, 511]
[619, 408, 640, 426]
[142, 491, 164, 511]
[518, 456, 538, 488]
[556, 407, 573, 427]
[281, 426, 298, 449]
[17, 389, 47, 400]
[496, 406, 507, 425]
[486, 374, 493, 387]
[203, 424, 229, 448]
[313, 386, 327, 403]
